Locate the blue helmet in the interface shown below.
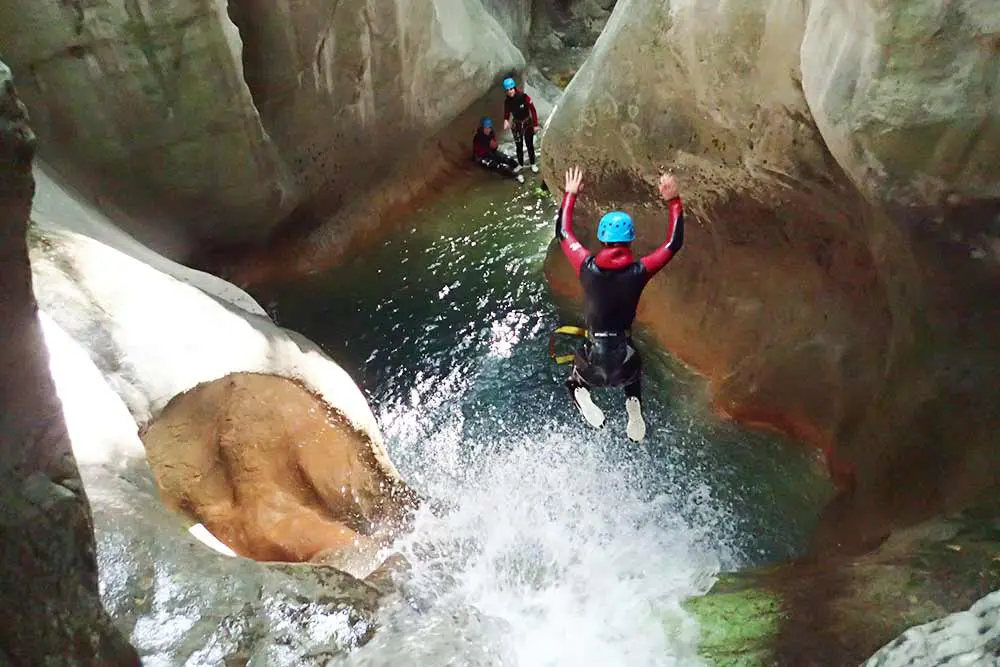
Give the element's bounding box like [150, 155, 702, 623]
[502, 77, 516, 91]
[481, 117, 493, 129]
[597, 211, 635, 243]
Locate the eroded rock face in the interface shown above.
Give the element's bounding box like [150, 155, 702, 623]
[542, 0, 1000, 553]
[801, 1, 1000, 208]
[0, 0, 525, 261]
[40, 292, 387, 664]
[0, 59, 138, 665]
[28, 185, 420, 570]
[0, 0, 295, 257]
[142, 372, 416, 578]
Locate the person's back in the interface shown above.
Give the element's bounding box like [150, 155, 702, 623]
[554, 166, 684, 442]
[579, 255, 647, 334]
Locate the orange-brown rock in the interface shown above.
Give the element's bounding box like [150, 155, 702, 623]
[141, 371, 417, 577]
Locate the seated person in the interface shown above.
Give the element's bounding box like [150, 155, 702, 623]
[472, 117, 524, 184]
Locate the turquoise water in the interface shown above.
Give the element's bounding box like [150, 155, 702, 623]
[252, 178, 833, 666]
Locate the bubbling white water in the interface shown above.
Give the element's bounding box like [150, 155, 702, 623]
[344, 397, 724, 667]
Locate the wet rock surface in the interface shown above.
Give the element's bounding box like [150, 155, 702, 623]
[89, 461, 381, 665]
[0, 58, 138, 665]
[685, 499, 1000, 665]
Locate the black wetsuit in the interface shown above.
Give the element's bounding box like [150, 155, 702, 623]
[570, 259, 647, 398]
[472, 129, 518, 178]
[503, 90, 538, 167]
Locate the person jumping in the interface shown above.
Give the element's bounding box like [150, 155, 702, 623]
[473, 117, 524, 184]
[555, 166, 685, 442]
[502, 77, 539, 174]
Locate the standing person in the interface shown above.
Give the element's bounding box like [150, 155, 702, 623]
[502, 77, 539, 174]
[473, 117, 524, 184]
[555, 166, 685, 443]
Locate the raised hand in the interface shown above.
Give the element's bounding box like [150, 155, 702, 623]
[658, 173, 679, 201]
[564, 166, 584, 194]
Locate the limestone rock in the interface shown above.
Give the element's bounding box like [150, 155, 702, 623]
[41, 304, 386, 663]
[531, 0, 618, 51]
[0, 58, 138, 665]
[0, 0, 296, 255]
[0, 0, 526, 261]
[802, 1, 1000, 208]
[141, 372, 415, 578]
[483, 0, 535, 46]
[685, 500, 1000, 665]
[28, 161, 417, 572]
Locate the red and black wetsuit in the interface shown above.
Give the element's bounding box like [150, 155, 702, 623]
[503, 89, 539, 167]
[472, 129, 518, 179]
[555, 191, 685, 398]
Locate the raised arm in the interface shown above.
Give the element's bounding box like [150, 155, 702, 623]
[640, 196, 684, 274]
[554, 167, 590, 275]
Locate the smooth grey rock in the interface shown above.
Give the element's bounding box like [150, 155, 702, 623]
[88, 461, 381, 665]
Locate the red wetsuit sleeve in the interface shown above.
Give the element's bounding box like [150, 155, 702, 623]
[555, 192, 590, 276]
[640, 197, 685, 275]
[526, 94, 539, 127]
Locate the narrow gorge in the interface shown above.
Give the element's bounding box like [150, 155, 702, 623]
[0, 1, 997, 665]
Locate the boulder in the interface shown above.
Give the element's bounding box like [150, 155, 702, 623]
[542, 0, 1000, 554]
[27, 203, 418, 572]
[0, 58, 138, 665]
[29, 156, 417, 659]
[42, 311, 382, 662]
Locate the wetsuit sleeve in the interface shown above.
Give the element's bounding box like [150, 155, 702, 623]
[503, 97, 512, 122]
[640, 197, 685, 275]
[554, 192, 590, 276]
[490, 137, 498, 150]
[526, 94, 539, 127]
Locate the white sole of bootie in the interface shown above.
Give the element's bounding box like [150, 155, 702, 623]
[573, 388, 605, 429]
[625, 397, 646, 442]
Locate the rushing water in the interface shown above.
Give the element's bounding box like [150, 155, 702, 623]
[253, 179, 834, 666]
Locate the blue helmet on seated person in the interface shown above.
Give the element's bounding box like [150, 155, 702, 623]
[597, 211, 635, 244]
[481, 117, 493, 130]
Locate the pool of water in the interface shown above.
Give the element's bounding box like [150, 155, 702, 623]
[252, 178, 834, 666]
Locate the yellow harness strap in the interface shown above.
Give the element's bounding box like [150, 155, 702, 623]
[548, 325, 588, 364]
